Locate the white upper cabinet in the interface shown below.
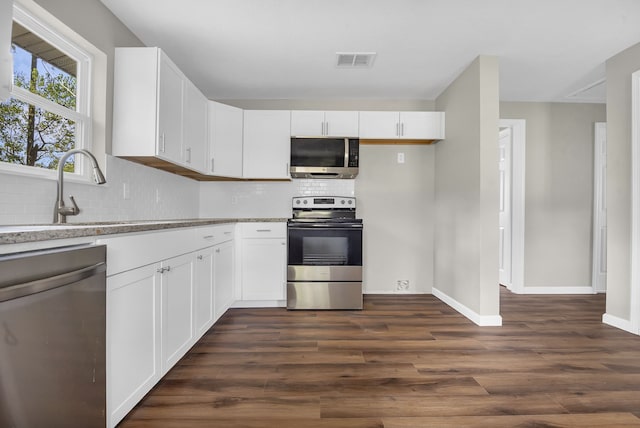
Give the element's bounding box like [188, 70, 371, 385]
[243, 110, 291, 179]
[183, 80, 209, 174]
[291, 110, 359, 137]
[208, 101, 243, 177]
[0, 0, 12, 101]
[359, 111, 445, 140]
[112, 47, 209, 173]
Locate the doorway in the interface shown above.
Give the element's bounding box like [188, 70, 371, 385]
[498, 119, 526, 294]
[592, 122, 607, 293]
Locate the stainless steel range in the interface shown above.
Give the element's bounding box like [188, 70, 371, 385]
[287, 196, 363, 310]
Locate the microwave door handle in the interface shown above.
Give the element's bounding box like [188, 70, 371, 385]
[344, 138, 349, 167]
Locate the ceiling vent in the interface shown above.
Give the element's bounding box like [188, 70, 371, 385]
[336, 52, 376, 68]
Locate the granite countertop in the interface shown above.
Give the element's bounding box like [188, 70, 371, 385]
[0, 218, 288, 245]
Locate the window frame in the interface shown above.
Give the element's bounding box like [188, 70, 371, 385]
[0, 1, 96, 182]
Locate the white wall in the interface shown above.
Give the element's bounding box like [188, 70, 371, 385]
[501, 102, 606, 291]
[434, 56, 501, 324]
[356, 145, 435, 294]
[605, 41, 640, 322]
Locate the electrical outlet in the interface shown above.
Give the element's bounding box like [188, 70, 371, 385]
[397, 152, 405, 164]
[231, 195, 238, 205]
[396, 280, 409, 291]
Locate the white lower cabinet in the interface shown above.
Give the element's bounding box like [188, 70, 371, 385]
[160, 252, 196, 373]
[213, 239, 235, 320]
[194, 246, 215, 336]
[107, 264, 161, 428]
[103, 224, 237, 427]
[239, 223, 287, 303]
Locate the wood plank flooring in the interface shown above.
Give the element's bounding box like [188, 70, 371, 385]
[119, 288, 640, 427]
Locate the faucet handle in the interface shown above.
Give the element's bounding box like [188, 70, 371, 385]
[68, 195, 80, 215]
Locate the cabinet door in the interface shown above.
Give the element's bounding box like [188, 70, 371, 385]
[241, 238, 286, 300]
[358, 111, 399, 138]
[107, 264, 161, 428]
[161, 252, 195, 373]
[399, 111, 444, 139]
[214, 240, 235, 321]
[209, 101, 243, 177]
[290, 110, 324, 136]
[194, 247, 215, 336]
[243, 110, 291, 179]
[325, 111, 359, 137]
[183, 80, 208, 174]
[157, 53, 184, 163]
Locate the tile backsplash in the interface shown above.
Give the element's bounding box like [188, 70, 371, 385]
[0, 155, 354, 225]
[199, 178, 355, 218]
[0, 155, 200, 225]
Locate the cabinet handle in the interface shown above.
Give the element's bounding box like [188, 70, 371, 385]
[286, 162, 289, 176]
[224, 231, 231, 235]
[395, 123, 399, 137]
[165, 266, 171, 272]
[325, 121, 329, 136]
[400, 123, 404, 136]
[186, 147, 192, 163]
[256, 229, 271, 232]
[159, 133, 166, 152]
[211, 158, 215, 172]
[197, 255, 204, 260]
[203, 235, 214, 239]
[157, 267, 164, 274]
[216, 248, 220, 253]
[320, 122, 325, 136]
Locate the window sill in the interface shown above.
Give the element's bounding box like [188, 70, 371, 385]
[0, 162, 106, 186]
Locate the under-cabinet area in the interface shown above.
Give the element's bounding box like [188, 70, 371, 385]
[87, 220, 286, 427]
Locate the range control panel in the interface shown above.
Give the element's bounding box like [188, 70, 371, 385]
[292, 196, 355, 209]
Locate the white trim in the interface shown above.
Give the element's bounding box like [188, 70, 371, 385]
[592, 122, 607, 293]
[630, 70, 640, 335]
[432, 287, 503, 326]
[603, 313, 635, 334]
[0, 0, 106, 178]
[499, 119, 526, 294]
[520, 286, 596, 295]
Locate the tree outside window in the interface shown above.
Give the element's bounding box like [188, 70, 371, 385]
[0, 21, 80, 172]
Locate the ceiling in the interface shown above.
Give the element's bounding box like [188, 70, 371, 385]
[99, 0, 640, 103]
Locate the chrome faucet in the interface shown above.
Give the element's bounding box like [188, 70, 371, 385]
[54, 149, 107, 224]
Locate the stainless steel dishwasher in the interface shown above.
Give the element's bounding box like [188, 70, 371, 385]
[0, 244, 106, 428]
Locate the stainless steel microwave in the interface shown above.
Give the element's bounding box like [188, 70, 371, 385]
[290, 137, 359, 179]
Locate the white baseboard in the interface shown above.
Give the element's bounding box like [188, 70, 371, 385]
[602, 313, 639, 335]
[432, 287, 502, 326]
[364, 291, 431, 295]
[517, 286, 596, 295]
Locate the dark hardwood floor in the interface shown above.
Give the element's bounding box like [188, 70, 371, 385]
[119, 288, 640, 427]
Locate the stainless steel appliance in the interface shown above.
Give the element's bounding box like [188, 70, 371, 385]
[290, 137, 359, 178]
[287, 196, 363, 309]
[0, 244, 106, 428]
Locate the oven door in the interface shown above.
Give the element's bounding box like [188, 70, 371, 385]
[287, 222, 362, 282]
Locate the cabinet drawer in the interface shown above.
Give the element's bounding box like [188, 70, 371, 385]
[240, 222, 286, 238]
[97, 228, 196, 276]
[195, 223, 236, 247]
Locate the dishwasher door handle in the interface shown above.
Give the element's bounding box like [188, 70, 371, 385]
[0, 262, 106, 303]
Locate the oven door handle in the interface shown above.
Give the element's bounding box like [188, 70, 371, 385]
[288, 223, 363, 230]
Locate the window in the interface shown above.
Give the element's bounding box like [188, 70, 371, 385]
[0, 4, 92, 176]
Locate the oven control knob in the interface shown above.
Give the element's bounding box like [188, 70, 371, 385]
[341, 199, 345, 205]
[303, 200, 308, 204]
[348, 200, 353, 205]
[295, 200, 300, 205]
